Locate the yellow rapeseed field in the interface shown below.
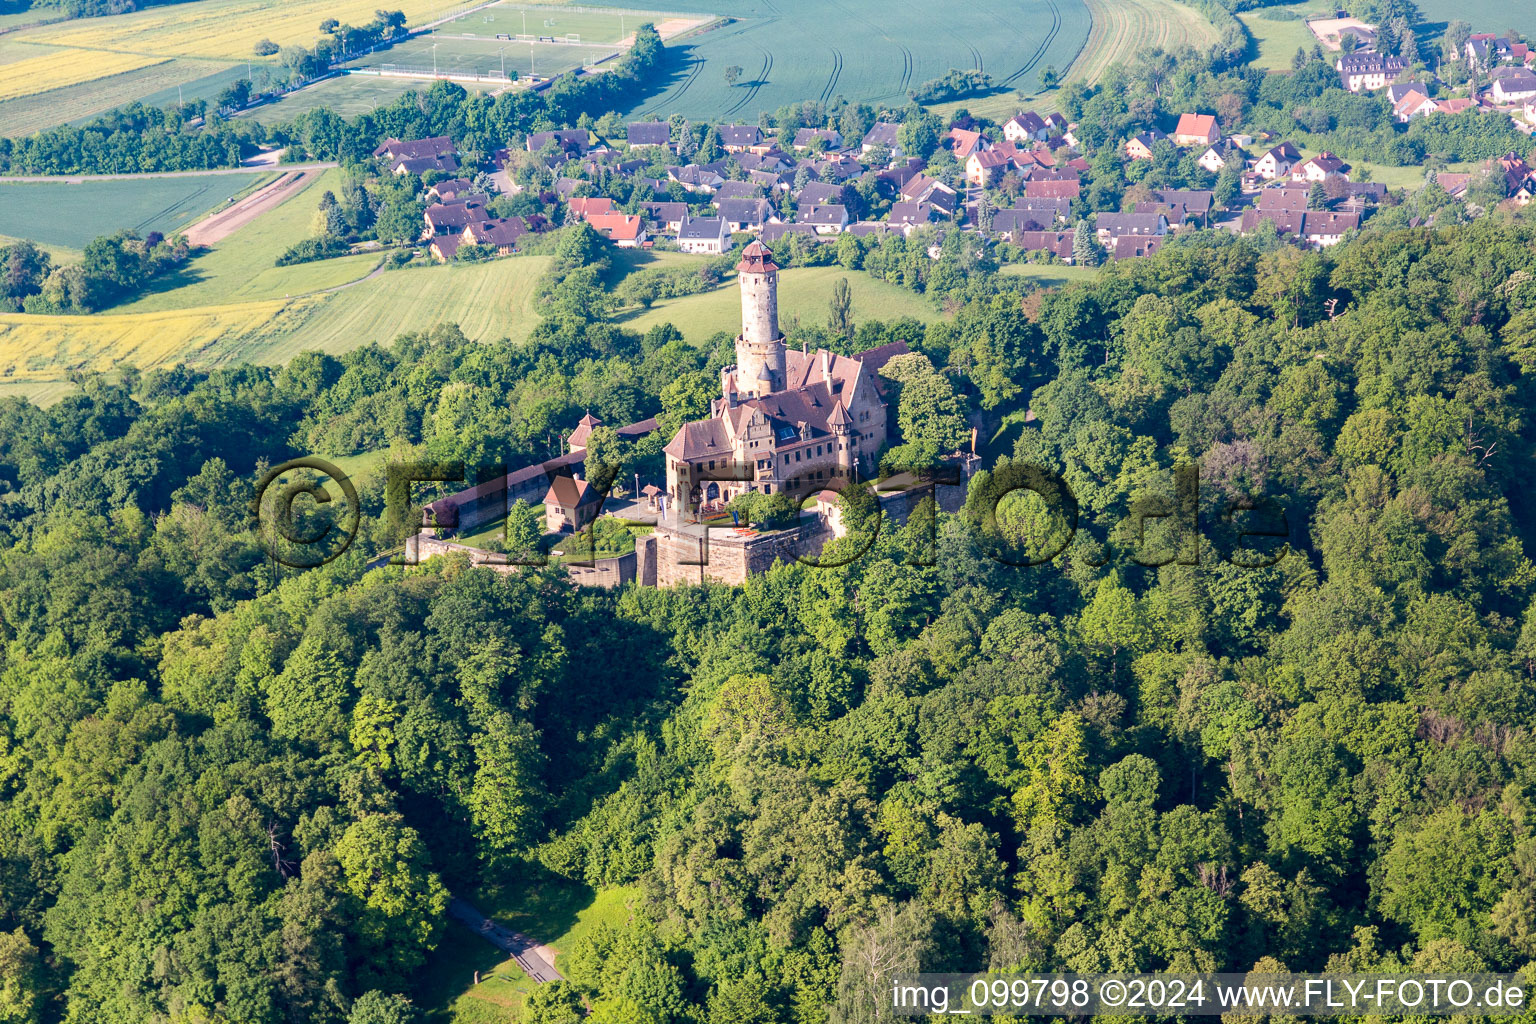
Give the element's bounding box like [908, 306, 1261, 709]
[0, 47, 169, 101]
[23, 0, 478, 62]
[0, 300, 302, 381]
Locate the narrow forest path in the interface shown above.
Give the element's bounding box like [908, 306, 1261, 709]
[447, 898, 563, 984]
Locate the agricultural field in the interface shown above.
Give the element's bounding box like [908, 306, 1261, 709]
[0, 171, 277, 249]
[936, 0, 1221, 121]
[622, 264, 940, 340]
[1239, 6, 1331, 71]
[15, 0, 482, 62]
[242, 73, 504, 124]
[0, 43, 169, 102]
[0, 58, 233, 137]
[1413, 0, 1536, 38]
[600, 0, 1090, 121]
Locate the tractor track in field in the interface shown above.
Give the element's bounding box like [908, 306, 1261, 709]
[647, 54, 701, 116]
[897, 43, 913, 94]
[819, 47, 843, 104]
[722, 45, 771, 118]
[1001, 0, 1061, 85]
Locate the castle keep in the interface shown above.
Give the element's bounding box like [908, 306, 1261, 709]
[663, 240, 908, 512]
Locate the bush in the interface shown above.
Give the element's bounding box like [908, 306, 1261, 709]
[254, 38, 279, 56]
[275, 235, 352, 266]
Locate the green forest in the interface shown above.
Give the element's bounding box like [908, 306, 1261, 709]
[4, 213, 1536, 1023]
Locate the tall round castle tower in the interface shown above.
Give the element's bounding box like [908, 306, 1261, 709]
[734, 240, 786, 398]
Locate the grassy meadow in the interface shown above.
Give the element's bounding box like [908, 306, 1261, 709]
[622, 264, 940, 341]
[999, 262, 1101, 288]
[1239, 6, 1331, 71]
[242, 74, 504, 124]
[416, 863, 638, 1023]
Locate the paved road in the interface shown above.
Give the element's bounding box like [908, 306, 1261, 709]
[448, 898, 563, 983]
[0, 163, 337, 184]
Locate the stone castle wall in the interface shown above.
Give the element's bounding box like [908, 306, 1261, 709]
[654, 520, 818, 587]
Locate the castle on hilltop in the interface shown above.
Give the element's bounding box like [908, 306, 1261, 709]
[663, 240, 909, 514]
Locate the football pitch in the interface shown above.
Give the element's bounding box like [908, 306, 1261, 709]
[346, 35, 621, 79]
[432, 2, 656, 43]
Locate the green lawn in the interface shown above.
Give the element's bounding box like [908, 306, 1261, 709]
[0, 171, 276, 249]
[1239, 7, 1329, 71]
[112, 168, 380, 313]
[0, 233, 80, 265]
[0, 380, 77, 407]
[622, 264, 941, 341]
[416, 862, 638, 1024]
[999, 262, 1100, 288]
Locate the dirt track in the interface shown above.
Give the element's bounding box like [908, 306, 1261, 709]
[184, 168, 324, 247]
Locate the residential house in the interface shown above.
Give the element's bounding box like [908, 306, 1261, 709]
[1300, 210, 1361, 247]
[761, 222, 824, 245]
[1437, 173, 1473, 198]
[678, 215, 729, 253]
[889, 201, 939, 234]
[1125, 128, 1169, 160]
[750, 169, 789, 192]
[738, 150, 795, 174]
[793, 127, 842, 150]
[714, 180, 763, 202]
[1172, 113, 1220, 147]
[1254, 141, 1302, 179]
[861, 121, 903, 157]
[1386, 82, 1430, 105]
[527, 129, 589, 156]
[966, 148, 1012, 186]
[1094, 212, 1168, 241]
[586, 212, 647, 247]
[1466, 33, 1517, 69]
[567, 196, 616, 221]
[461, 216, 529, 253]
[375, 136, 457, 176]
[1009, 196, 1071, 225]
[1002, 111, 1050, 143]
[627, 121, 672, 148]
[947, 127, 987, 160]
[668, 164, 725, 192]
[423, 198, 487, 236]
[816, 154, 864, 181]
[1256, 185, 1309, 212]
[641, 201, 689, 233]
[430, 234, 466, 262]
[427, 178, 474, 201]
[718, 197, 771, 232]
[1336, 52, 1406, 92]
[797, 180, 847, 206]
[989, 208, 1057, 235]
[1012, 230, 1075, 260]
[798, 204, 849, 234]
[1497, 152, 1534, 195]
[1492, 71, 1536, 105]
[846, 222, 888, 239]
[718, 124, 764, 152]
[1197, 139, 1242, 173]
[1023, 177, 1081, 200]
[1109, 235, 1165, 260]
[1393, 88, 1438, 122]
[1293, 151, 1349, 182]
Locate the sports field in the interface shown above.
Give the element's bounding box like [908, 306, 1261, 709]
[0, 172, 277, 249]
[431, 2, 659, 43]
[345, 37, 620, 80]
[599, 0, 1090, 120]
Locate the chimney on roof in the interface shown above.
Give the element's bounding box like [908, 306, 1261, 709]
[820, 349, 831, 380]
